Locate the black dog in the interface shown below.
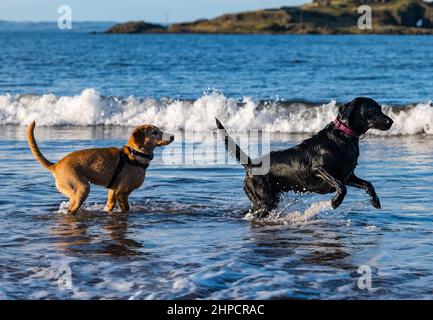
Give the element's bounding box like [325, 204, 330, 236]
[216, 97, 393, 217]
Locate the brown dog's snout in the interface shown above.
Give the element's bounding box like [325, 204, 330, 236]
[162, 132, 175, 143]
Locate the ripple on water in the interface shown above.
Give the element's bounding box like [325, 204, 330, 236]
[1, 130, 433, 299]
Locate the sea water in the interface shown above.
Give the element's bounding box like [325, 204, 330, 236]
[0, 29, 433, 299]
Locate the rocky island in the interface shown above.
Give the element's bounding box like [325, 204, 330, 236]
[105, 0, 433, 35]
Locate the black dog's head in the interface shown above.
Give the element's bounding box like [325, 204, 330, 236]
[338, 97, 393, 135]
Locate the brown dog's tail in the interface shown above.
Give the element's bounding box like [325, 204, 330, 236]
[27, 121, 55, 172]
[216, 118, 255, 169]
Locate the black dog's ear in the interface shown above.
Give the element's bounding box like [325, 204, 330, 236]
[338, 101, 356, 121]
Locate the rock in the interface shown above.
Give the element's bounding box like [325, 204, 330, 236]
[105, 21, 167, 34]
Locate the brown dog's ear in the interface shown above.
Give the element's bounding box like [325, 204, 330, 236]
[131, 128, 140, 143]
[338, 100, 356, 122]
[130, 127, 146, 148]
[132, 127, 141, 138]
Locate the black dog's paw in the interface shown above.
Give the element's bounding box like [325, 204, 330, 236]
[331, 197, 343, 209]
[243, 208, 270, 219]
[371, 194, 381, 209]
[256, 209, 270, 219]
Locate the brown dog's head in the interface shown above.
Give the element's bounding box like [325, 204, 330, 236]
[128, 125, 174, 152]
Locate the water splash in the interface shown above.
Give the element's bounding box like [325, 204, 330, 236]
[244, 200, 332, 225]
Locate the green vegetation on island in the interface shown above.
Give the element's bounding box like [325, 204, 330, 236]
[105, 0, 433, 34]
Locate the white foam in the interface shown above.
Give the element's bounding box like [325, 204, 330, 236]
[1, 88, 432, 135]
[244, 200, 332, 225]
[56, 201, 110, 215]
[57, 201, 70, 215]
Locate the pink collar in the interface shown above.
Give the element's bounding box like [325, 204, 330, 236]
[333, 119, 359, 138]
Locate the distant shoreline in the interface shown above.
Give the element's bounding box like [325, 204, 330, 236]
[104, 0, 433, 35]
[100, 30, 433, 35]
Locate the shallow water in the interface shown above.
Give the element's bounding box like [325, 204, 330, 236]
[1, 126, 433, 299]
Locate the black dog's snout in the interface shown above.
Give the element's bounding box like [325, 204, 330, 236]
[383, 116, 393, 129]
[370, 113, 393, 131]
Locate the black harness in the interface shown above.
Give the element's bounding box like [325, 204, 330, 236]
[106, 147, 154, 189]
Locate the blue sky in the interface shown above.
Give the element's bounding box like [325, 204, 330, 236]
[0, 0, 307, 22]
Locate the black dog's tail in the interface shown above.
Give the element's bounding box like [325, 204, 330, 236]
[216, 118, 254, 168]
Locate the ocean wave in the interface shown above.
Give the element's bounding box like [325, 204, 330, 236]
[0, 88, 432, 135]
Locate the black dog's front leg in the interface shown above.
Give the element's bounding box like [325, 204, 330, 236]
[312, 165, 347, 209]
[347, 174, 381, 209]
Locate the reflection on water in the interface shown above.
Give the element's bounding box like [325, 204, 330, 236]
[1, 127, 433, 299]
[52, 210, 142, 257]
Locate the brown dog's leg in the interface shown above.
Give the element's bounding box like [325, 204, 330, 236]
[118, 192, 130, 213]
[105, 190, 117, 212]
[68, 182, 90, 215]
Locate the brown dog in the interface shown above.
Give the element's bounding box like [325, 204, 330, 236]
[27, 121, 174, 215]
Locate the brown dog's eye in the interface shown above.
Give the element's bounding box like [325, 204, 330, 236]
[152, 129, 158, 135]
